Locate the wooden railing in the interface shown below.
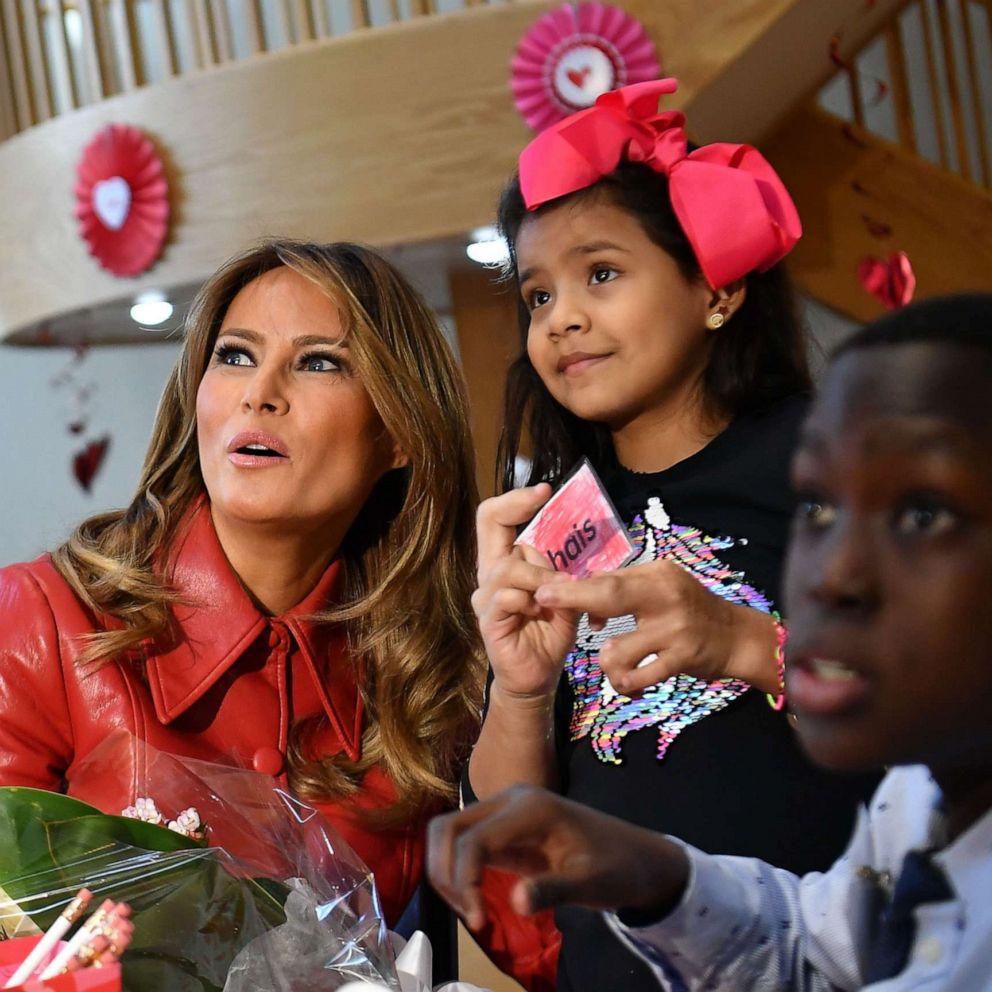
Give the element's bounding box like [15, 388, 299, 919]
[0, 0, 502, 137]
[819, 0, 992, 190]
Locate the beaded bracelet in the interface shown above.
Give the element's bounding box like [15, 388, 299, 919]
[765, 613, 788, 712]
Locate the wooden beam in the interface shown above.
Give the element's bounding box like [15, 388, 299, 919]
[243, 0, 265, 54]
[20, 0, 53, 120]
[188, 0, 217, 66]
[679, 0, 907, 143]
[0, 12, 19, 139]
[919, 0, 950, 169]
[77, 0, 109, 103]
[47, 1, 80, 111]
[0, 0, 910, 338]
[449, 267, 519, 497]
[2, 2, 32, 129]
[884, 20, 915, 153]
[107, 0, 140, 89]
[208, 0, 233, 62]
[934, 0, 971, 182]
[959, 0, 991, 188]
[763, 105, 992, 323]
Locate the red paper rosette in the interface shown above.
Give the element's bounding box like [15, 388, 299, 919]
[74, 124, 170, 277]
[857, 250, 916, 310]
[512, 2, 661, 132]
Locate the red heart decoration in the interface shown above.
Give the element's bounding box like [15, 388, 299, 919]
[857, 250, 916, 310]
[566, 66, 591, 88]
[73, 436, 111, 492]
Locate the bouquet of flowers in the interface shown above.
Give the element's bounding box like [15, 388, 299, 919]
[0, 733, 396, 992]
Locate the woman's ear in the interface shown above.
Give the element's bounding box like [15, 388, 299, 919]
[706, 279, 747, 329]
[389, 439, 410, 471]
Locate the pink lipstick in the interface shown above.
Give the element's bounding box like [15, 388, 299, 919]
[226, 430, 290, 468]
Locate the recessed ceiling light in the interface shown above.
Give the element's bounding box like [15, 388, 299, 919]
[130, 290, 173, 327]
[466, 225, 510, 266]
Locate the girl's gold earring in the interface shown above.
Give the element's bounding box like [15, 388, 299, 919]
[707, 311, 726, 330]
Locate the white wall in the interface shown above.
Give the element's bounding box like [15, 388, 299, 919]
[805, 297, 858, 374]
[0, 342, 180, 566]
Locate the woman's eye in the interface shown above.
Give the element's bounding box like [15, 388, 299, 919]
[894, 503, 957, 536]
[797, 498, 837, 529]
[216, 345, 253, 367]
[300, 353, 339, 372]
[590, 266, 617, 285]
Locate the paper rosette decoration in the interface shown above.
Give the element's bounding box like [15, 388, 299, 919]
[857, 250, 916, 310]
[75, 124, 170, 277]
[512, 2, 660, 132]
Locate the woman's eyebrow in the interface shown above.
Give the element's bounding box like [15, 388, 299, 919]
[293, 334, 347, 349]
[218, 327, 260, 343]
[217, 328, 346, 349]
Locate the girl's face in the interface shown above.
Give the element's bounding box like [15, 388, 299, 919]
[517, 199, 715, 431]
[196, 266, 405, 547]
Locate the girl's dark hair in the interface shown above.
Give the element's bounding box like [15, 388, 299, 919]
[495, 162, 812, 492]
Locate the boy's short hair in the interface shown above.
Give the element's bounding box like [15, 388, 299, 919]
[835, 293, 992, 359]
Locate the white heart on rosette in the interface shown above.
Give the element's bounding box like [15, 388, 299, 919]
[92, 176, 132, 230]
[553, 44, 616, 108]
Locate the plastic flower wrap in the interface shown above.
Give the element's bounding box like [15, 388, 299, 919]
[340, 932, 490, 992]
[0, 732, 397, 991]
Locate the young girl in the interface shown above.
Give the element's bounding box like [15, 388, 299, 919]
[465, 80, 877, 991]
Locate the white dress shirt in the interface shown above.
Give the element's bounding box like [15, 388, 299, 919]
[608, 765, 992, 991]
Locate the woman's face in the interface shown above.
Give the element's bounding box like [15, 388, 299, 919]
[196, 266, 405, 546]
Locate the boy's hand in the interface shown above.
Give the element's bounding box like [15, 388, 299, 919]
[533, 560, 781, 695]
[473, 486, 579, 700]
[427, 785, 689, 931]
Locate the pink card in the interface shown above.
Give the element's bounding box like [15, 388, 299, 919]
[515, 460, 635, 577]
[0, 937, 121, 990]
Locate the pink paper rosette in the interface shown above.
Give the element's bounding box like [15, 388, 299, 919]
[74, 124, 170, 277]
[857, 250, 917, 310]
[512, 2, 661, 133]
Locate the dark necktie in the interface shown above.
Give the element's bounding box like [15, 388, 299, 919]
[865, 848, 955, 983]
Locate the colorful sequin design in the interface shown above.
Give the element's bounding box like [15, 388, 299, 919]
[566, 496, 775, 764]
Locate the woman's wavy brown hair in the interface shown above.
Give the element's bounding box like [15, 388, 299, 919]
[51, 239, 485, 824]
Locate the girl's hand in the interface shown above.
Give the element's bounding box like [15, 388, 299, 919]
[534, 560, 781, 696]
[473, 486, 579, 700]
[427, 785, 689, 931]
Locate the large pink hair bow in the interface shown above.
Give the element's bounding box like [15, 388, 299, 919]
[518, 79, 802, 290]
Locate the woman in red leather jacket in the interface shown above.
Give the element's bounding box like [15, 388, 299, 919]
[0, 239, 484, 926]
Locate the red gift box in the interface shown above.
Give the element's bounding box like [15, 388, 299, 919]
[0, 937, 120, 991]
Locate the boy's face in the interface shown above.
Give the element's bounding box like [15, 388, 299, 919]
[784, 342, 992, 778]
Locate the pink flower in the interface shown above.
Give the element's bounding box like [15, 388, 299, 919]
[121, 797, 163, 824]
[167, 808, 205, 839]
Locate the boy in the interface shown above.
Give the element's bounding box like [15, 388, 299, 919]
[429, 294, 992, 990]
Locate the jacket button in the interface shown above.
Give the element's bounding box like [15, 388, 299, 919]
[252, 746, 284, 776]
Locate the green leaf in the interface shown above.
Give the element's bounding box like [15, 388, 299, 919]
[0, 788, 291, 992]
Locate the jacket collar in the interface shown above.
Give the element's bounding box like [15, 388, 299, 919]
[145, 500, 363, 760]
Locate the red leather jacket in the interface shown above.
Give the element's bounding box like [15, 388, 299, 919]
[0, 503, 424, 925]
